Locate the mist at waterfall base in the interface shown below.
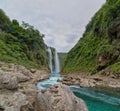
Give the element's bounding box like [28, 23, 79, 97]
[37, 48, 120, 111]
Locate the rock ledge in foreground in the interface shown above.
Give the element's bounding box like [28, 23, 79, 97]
[36, 84, 88, 111]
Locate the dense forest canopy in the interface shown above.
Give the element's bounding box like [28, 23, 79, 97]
[0, 9, 48, 69]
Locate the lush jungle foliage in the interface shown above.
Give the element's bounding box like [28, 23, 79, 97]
[0, 9, 48, 69]
[63, 0, 120, 74]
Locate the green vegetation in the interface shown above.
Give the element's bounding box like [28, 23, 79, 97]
[0, 9, 48, 69]
[63, 0, 120, 74]
[58, 53, 67, 70]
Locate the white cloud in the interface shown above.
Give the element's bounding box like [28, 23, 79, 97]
[0, 0, 106, 52]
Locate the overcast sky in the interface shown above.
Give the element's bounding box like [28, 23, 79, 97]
[0, 0, 106, 52]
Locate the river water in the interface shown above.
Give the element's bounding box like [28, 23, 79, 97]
[71, 86, 120, 111]
[37, 72, 120, 111]
[38, 48, 120, 111]
[37, 72, 62, 90]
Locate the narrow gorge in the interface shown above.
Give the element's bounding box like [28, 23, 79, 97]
[0, 0, 120, 111]
[37, 47, 120, 111]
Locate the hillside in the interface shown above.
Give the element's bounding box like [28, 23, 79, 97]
[0, 9, 48, 69]
[58, 53, 67, 70]
[63, 0, 120, 77]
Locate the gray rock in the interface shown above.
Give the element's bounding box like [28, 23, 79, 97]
[0, 71, 18, 90]
[30, 69, 36, 73]
[0, 92, 28, 111]
[36, 84, 88, 111]
[16, 73, 30, 83]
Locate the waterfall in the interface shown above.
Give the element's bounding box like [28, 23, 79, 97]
[55, 49, 60, 73]
[47, 47, 60, 73]
[47, 47, 53, 73]
[37, 48, 62, 90]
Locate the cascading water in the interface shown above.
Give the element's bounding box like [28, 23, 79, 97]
[47, 47, 53, 73]
[47, 48, 60, 73]
[55, 49, 60, 73]
[37, 47, 62, 90]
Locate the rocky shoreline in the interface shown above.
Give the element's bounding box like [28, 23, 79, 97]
[0, 62, 88, 111]
[2, 61, 120, 111]
[36, 84, 88, 111]
[0, 62, 49, 111]
[60, 73, 120, 89]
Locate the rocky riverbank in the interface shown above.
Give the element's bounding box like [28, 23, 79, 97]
[0, 62, 49, 111]
[0, 62, 88, 111]
[36, 84, 88, 111]
[60, 72, 120, 89]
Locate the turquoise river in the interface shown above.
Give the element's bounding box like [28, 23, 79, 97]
[37, 72, 120, 111]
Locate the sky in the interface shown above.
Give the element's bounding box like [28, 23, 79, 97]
[0, 0, 106, 52]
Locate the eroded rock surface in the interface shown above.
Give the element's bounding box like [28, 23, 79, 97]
[0, 71, 18, 90]
[0, 62, 49, 111]
[0, 92, 28, 111]
[0, 62, 88, 111]
[61, 73, 120, 88]
[36, 84, 88, 111]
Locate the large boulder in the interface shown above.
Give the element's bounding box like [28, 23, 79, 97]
[0, 92, 28, 111]
[0, 62, 50, 111]
[16, 72, 30, 83]
[36, 84, 88, 111]
[0, 70, 18, 90]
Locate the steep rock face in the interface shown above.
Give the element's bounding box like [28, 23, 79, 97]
[36, 84, 88, 111]
[108, 17, 120, 42]
[97, 50, 119, 71]
[63, 0, 120, 76]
